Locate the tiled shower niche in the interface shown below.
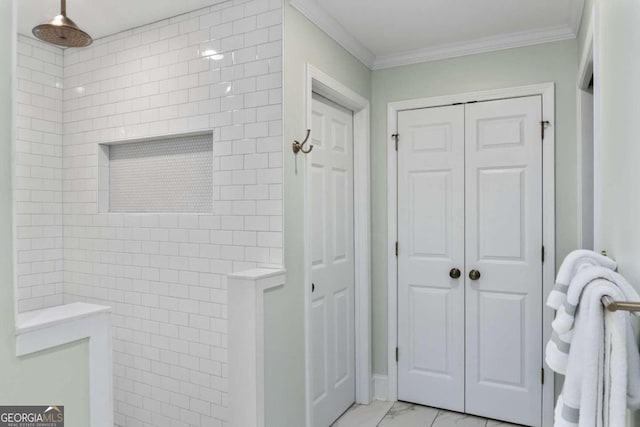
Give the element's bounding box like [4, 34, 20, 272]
[98, 132, 214, 213]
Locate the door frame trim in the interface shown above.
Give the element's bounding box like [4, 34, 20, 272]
[386, 83, 556, 426]
[576, 3, 597, 251]
[303, 64, 372, 427]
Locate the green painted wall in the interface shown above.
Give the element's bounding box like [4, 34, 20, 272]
[370, 40, 579, 375]
[266, 3, 372, 426]
[596, 1, 640, 288]
[0, 2, 90, 426]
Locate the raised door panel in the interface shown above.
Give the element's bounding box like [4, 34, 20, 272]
[477, 291, 527, 387]
[311, 165, 326, 267]
[312, 297, 328, 403]
[477, 167, 525, 261]
[332, 168, 348, 263]
[408, 286, 452, 375]
[333, 288, 350, 386]
[409, 171, 451, 258]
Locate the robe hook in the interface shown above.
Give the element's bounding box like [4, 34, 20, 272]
[292, 129, 313, 154]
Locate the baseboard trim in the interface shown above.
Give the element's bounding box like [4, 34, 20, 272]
[373, 374, 388, 401]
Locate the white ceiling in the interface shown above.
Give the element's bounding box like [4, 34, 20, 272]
[291, 0, 584, 69]
[18, 0, 584, 70]
[17, 0, 225, 42]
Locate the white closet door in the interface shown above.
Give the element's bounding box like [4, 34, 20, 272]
[310, 94, 355, 427]
[464, 96, 543, 426]
[397, 105, 465, 411]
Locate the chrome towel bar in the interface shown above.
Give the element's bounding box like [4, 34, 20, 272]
[597, 250, 640, 312]
[601, 295, 640, 312]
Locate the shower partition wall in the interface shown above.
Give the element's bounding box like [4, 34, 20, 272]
[14, 0, 284, 425]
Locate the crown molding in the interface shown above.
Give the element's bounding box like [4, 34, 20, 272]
[288, 0, 376, 68]
[289, 0, 582, 71]
[372, 25, 577, 70]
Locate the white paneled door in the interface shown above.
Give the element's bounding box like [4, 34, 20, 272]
[397, 96, 543, 427]
[464, 96, 542, 425]
[397, 105, 466, 412]
[310, 94, 355, 427]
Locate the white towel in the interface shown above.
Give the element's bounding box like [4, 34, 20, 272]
[548, 249, 617, 309]
[550, 279, 640, 427]
[546, 267, 640, 374]
[553, 267, 640, 334]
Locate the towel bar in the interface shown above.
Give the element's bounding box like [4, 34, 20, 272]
[601, 295, 640, 312]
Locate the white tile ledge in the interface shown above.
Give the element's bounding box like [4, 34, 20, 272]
[16, 302, 111, 335]
[227, 268, 286, 282]
[15, 302, 113, 427]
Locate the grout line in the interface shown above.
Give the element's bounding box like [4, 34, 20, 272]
[431, 409, 446, 427]
[375, 401, 391, 427]
[430, 409, 441, 427]
[357, 401, 500, 427]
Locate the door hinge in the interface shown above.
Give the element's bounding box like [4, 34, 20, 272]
[541, 368, 545, 385]
[541, 121, 550, 140]
[396, 347, 399, 362]
[395, 241, 398, 257]
[542, 246, 545, 263]
[392, 133, 399, 151]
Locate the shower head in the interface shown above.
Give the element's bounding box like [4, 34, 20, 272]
[32, 0, 92, 48]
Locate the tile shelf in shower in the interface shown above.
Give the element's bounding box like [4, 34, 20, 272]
[16, 301, 111, 335]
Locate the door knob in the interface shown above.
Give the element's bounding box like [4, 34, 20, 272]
[469, 269, 481, 281]
[449, 268, 461, 279]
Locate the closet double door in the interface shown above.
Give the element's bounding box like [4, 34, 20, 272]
[397, 96, 543, 427]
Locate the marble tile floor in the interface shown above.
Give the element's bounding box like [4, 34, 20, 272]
[331, 400, 524, 427]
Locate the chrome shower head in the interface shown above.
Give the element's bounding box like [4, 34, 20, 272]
[32, 0, 92, 48]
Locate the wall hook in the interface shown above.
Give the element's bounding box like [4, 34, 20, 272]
[292, 129, 313, 154]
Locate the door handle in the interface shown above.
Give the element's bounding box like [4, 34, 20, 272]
[469, 269, 481, 281]
[312, 283, 315, 293]
[449, 268, 461, 279]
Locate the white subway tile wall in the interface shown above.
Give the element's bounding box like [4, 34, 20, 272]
[15, 36, 65, 312]
[20, 0, 281, 426]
